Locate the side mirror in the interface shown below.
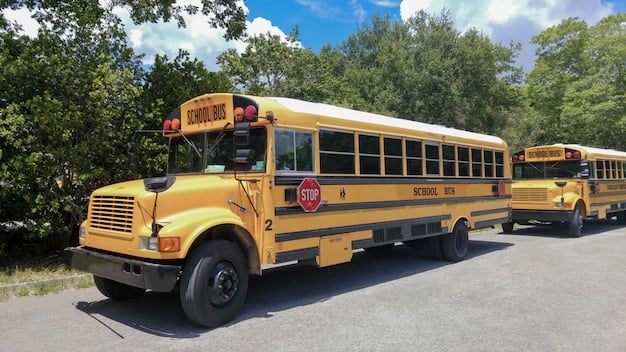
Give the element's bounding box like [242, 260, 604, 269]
[234, 122, 250, 147]
[555, 181, 567, 188]
[144, 175, 176, 193]
[234, 149, 251, 171]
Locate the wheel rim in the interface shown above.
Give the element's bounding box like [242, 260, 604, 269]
[207, 261, 239, 307]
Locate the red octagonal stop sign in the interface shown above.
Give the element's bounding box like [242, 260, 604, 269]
[297, 177, 321, 212]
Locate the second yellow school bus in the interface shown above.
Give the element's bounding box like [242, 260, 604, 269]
[504, 144, 626, 236]
[66, 93, 511, 327]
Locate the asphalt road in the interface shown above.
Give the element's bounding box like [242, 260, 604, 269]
[1, 222, 625, 352]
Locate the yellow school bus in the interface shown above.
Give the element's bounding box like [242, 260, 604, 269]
[66, 93, 511, 327]
[503, 144, 626, 236]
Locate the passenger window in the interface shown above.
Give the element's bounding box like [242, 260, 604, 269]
[320, 129, 355, 174]
[425, 143, 440, 176]
[484, 150, 494, 177]
[275, 128, 313, 173]
[406, 139, 423, 176]
[442, 144, 455, 176]
[458, 146, 470, 177]
[471, 148, 483, 177]
[495, 151, 504, 177]
[359, 134, 380, 175]
[384, 137, 402, 175]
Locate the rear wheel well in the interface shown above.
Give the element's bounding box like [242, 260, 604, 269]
[189, 224, 260, 275]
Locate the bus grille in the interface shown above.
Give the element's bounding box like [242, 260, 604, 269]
[90, 195, 135, 234]
[512, 188, 548, 202]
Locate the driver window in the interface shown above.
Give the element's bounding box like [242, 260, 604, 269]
[275, 128, 314, 173]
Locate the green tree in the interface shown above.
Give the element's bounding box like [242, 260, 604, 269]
[339, 11, 523, 134]
[136, 50, 233, 178]
[528, 14, 625, 148]
[0, 1, 144, 254]
[217, 27, 306, 96]
[1, 0, 246, 40]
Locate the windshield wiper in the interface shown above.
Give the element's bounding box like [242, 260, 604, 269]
[207, 122, 232, 156]
[175, 130, 202, 159]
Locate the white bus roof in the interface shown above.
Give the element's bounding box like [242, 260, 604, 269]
[268, 97, 505, 145]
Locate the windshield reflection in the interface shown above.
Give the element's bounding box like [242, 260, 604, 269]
[167, 128, 267, 174]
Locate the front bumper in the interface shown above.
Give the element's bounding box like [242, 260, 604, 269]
[512, 209, 574, 223]
[65, 246, 181, 292]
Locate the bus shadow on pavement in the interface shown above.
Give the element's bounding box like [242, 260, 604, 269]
[499, 220, 624, 238]
[74, 239, 512, 337]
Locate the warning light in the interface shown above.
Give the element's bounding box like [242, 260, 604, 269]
[244, 105, 257, 122]
[234, 107, 244, 122]
[519, 155, 525, 161]
[163, 119, 172, 131]
[565, 151, 572, 159]
[171, 118, 181, 130]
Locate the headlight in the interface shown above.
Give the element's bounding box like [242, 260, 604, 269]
[78, 226, 86, 239]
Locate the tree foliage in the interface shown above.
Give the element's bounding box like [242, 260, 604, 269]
[0, 0, 238, 258]
[0, 1, 145, 253]
[527, 14, 626, 149]
[1, 0, 246, 40]
[337, 11, 523, 134]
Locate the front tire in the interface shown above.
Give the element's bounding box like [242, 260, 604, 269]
[180, 240, 248, 328]
[441, 222, 469, 262]
[94, 276, 145, 300]
[501, 222, 514, 234]
[568, 206, 583, 237]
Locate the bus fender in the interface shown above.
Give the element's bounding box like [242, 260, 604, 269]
[156, 207, 260, 274]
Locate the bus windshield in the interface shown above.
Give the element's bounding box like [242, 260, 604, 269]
[167, 128, 267, 174]
[513, 160, 586, 180]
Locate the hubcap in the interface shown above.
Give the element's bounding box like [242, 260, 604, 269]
[207, 261, 239, 307]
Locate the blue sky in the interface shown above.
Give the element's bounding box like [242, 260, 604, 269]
[4, 0, 626, 72]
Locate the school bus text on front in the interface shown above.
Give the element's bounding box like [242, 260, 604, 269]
[504, 144, 626, 236]
[65, 93, 512, 327]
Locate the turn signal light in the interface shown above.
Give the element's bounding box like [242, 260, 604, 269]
[158, 237, 181, 252]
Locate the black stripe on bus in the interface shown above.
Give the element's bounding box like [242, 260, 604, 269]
[471, 207, 512, 217]
[475, 217, 511, 229]
[590, 191, 626, 198]
[275, 195, 510, 216]
[275, 175, 510, 186]
[275, 247, 319, 263]
[275, 214, 451, 243]
[590, 200, 626, 208]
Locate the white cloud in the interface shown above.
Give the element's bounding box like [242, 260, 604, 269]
[2, 8, 39, 37]
[115, 0, 291, 70]
[486, 0, 518, 23]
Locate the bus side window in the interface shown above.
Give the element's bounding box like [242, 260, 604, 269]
[579, 161, 589, 178]
[425, 143, 440, 176]
[249, 128, 267, 171]
[275, 129, 294, 171]
[597, 160, 605, 179]
[275, 128, 314, 173]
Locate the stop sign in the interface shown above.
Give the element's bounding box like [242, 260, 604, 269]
[297, 178, 322, 212]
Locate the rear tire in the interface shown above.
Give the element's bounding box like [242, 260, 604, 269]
[180, 240, 248, 328]
[94, 276, 145, 300]
[441, 222, 469, 262]
[617, 211, 626, 225]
